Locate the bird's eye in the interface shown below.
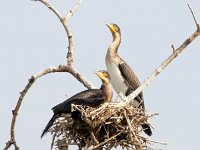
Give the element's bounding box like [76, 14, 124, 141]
[113, 25, 118, 31]
[105, 73, 108, 77]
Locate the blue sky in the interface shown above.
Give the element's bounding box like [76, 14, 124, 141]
[1, 0, 200, 149]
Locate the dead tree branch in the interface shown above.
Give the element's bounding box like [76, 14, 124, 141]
[37, 0, 82, 66]
[3, 0, 94, 149]
[124, 5, 200, 105]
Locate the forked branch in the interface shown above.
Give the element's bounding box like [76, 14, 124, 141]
[3, 0, 93, 150]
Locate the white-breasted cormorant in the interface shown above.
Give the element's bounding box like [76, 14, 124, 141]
[105, 23, 152, 136]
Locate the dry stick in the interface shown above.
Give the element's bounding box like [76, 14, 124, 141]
[90, 131, 99, 145]
[51, 133, 57, 150]
[145, 138, 167, 145]
[123, 110, 142, 150]
[125, 5, 200, 105]
[89, 131, 123, 150]
[188, 4, 199, 29]
[57, 139, 68, 150]
[3, 0, 94, 149]
[148, 112, 159, 117]
[90, 102, 110, 118]
[136, 135, 167, 146]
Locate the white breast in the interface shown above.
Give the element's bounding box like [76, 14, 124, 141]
[106, 59, 128, 96]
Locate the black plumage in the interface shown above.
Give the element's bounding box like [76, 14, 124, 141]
[41, 70, 112, 138]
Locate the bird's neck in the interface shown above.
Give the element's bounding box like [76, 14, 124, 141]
[108, 35, 121, 55]
[100, 83, 113, 103]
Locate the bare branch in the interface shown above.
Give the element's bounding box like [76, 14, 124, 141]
[123, 109, 142, 149]
[36, 0, 82, 67]
[171, 45, 175, 53]
[89, 131, 123, 150]
[188, 4, 199, 29]
[35, 0, 62, 19]
[66, 0, 82, 20]
[145, 138, 167, 145]
[3, 141, 19, 150]
[35, 0, 93, 88]
[64, 0, 82, 66]
[125, 6, 200, 105]
[3, 0, 95, 149]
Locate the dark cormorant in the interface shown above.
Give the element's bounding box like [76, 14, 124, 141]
[41, 70, 112, 138]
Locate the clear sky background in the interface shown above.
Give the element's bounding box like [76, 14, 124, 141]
[1, 0, 200, 149]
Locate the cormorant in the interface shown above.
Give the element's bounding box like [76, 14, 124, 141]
[105, 23, 152, 136]
[41, 70, 112, 138]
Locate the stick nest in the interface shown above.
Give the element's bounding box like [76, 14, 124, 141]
[50, 102, 159, 150]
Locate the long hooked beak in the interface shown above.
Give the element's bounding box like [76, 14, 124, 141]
[105, 23, 115, 33]
[94, 71, 102, 78]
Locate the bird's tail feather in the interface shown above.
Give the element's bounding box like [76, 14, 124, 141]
[141, 123, 152, 136]
[41, 114, 58, 138]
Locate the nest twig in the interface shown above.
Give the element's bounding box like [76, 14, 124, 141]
[49, 102, 165, 150]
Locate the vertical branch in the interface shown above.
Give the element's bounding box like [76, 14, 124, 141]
[37, 0, 93, 88]
[187, 4, 199, 29]
[38, 0, 82, 67]
[35, 0, 69, 66]
[64, 0, 82, 66]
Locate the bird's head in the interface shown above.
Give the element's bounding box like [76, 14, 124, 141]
[94, 70, 111, 84]
[106, 23, 121, 38]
